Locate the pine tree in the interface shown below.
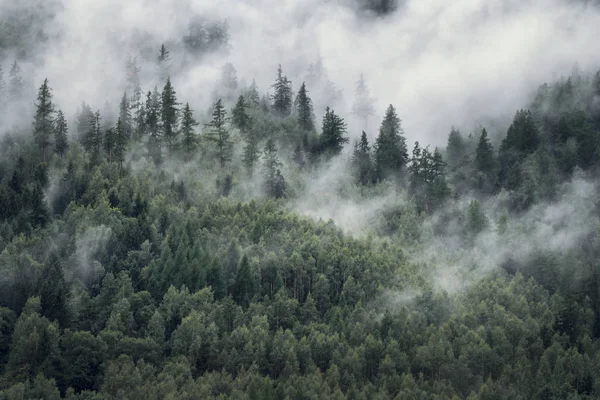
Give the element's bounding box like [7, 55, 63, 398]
[126, 56, 143, 138]
[54, 110, 69, 157]
[271, 64, 292, 117]
[83, 110, 103, 165]
[8, 61, 25, 102]
[262, 139, 285, 198]
[161, 78, 179, 156]
[320, 107, 348, 158]
[206, 99, 232, 168]
[145, 88, 162, 165]
[474, 128, 496, 190]
[118, 92, 132, 141]
[242, 133, 260, 176]
[351, 131, 374, 185]
[114, 117, 128, 168]
[33, 79, 55, 162]
[157, 44, 171, 83]
[220, 63, 238, 96]
[374, 105, 408, 181]
[76, 102, 94, 141]
[295, 82, 315, 132]
[446, 127, 466, 168]
[180, 103, 199, 161]
[104, 127, 116, 163]
[351, 74, 375, 129]
[40, 252, 69, 328]
[247, 79, 260, 107]
[231, 95, 251, 135]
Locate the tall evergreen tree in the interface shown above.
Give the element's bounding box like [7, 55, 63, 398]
[161, 78, 179, 156]
[351, 74, 376, 129]
[76, 102, 94, 141]
[33, 79, 55, 162]
[247, 79, 260, 107]
[293, 144, 306, 169]
[114, 117, 128, 168]
[180, 103, 199, 161]
[8, 61, 25, 102]
[83, 111, 103, 165]
[220, 63, 238, 95]
[374, 105, 408, 181]
[474, 128, 496, 191]
[271, 64, 292, 117]
[242, 133, 260, 176]
[320, 107, 348, 158]
[126, 56, 143, 137]
[231, 95, 251, 135]
[118, 92, 132, 141]
[104, 126, 116, 163]
[206, 99, 232, 168]
[351, 131, 374, 185]
[54, 109, 69, 157]
[295, 82, 315, 132]
[157, 44, 171, 83]
[145, 88, 162, 165]
[262, 139, 286, 198]
[446, 127, 467, 168]
[40, 252, 69, 328]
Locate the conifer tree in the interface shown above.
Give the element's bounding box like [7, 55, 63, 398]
[374, 104, 408, 181]
[54, 109, 69, 157]
[145, 88, 162, 165]
[351, 131, 374, 185]
[161, 78, 179, 156]
[76, 102, 94, 141]
[220, 63, 238, 95]
[33, 79, 55, 162]
[231, 95, 251, 135]
[293, 144, 306, 169]
[446, 127, 467, 168]
[320, 107, 348, 158]
[351, 74, 375, 129]
[247, 79, 260, 107]
[118, 92, 132, 141]
[206, 99, 232, 168]
[84, 110, 103, 165]
[295, 82, 315, 132]
[180, 103, 199, 161]
[126, 56, 143, 137]
[40, 252, 69, 328]
[114, 117, 128, 168]
[262, 139, 286, 198]
[242, 133, 260, 176]
[157, 44, 171, 83]
[8, 61, 25, 102]
[104, 126, 116, 163]
[474, 128, 496, 191]
[271, 64, 292, 117]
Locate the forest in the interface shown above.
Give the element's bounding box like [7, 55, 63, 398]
[1, 0, 600, 399]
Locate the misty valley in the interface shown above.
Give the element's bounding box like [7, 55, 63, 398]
[1, 0, 600, 399]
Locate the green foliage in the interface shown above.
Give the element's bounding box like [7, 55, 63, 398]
[206, 99, 232, 169]
[374, 104, 408, 181]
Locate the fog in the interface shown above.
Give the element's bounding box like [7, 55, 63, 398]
[2, 0, 600, 145]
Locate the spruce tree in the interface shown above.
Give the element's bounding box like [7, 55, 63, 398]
[157, 44, 171, 83]
[374, 104, 408, 181]
[262, 139, 285, 198]
[161, 78, 179, 156]
[351, 131, 374, 185]
[54, 110, 69, 157]
[474, 128, 496, 186]
[220, 63, 238, 95]
[351, 74, 375, 129]
[118, 92, 132, 141]
[320, 107, 348, 158]
[104, 126, 116, 163]
[180, 103, 199, 161]
[33, 79, 55, 162]
[76, 102, 94, 141]
[8, 61, 25, 102]
[84, 110, 103, 165]
[295, 82, 315, 132]
[231, 95, 251, 135]
[40, 252, 69, 328]
[242, 133, 260, 176]
[446, 127, 466, 168]
[126, 56, 143, 137]
[247, 79, 260, 107]
[206, 99, 232, 168]
[145, 88, 162, 165]
[114, 117, 128, 168]
[271, 64, 292, 117]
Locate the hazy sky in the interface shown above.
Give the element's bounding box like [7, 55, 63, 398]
[3, 0, 600, 146]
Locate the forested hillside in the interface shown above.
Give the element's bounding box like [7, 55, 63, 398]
[2, 0, 600, 399]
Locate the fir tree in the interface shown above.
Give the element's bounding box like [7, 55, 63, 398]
[54, 110, 69, 157]
[145, 88, 162, 165]
[231, 95, 251, 135]
[114, 117, 128, 168]
[161, 78, 179, 156]
[474, 128, 496, 191]
[33, 79, 55, 162]
[351, 131, 374, 185]
[220, 63, 238, 95]
[271, 64, 292, 117]
[40, 252, 69, 328]
[76, 102, 94, 141]
[126, 56, 143, 137]
[206, 99, 232, 168]
[180, 103, 199, 161]
[8, 61, 25, 102]
[320, 107, 348, 158]
[157, 44, 171, 83]
[374, 104, 408, 181]
[295, 82, 315, 132]
[84, 110, 103, 165]
[262, 139, 286, 198]
[446, 127, 467, 168]
[118, 92, 132, 141]
[247, 79, 260, 107]
[351, 74, 375, 129]
[104, 126, 116, 163]
[242, 133, 260, 176]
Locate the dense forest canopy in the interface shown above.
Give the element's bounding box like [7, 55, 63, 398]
[1, 0, 600, 399]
